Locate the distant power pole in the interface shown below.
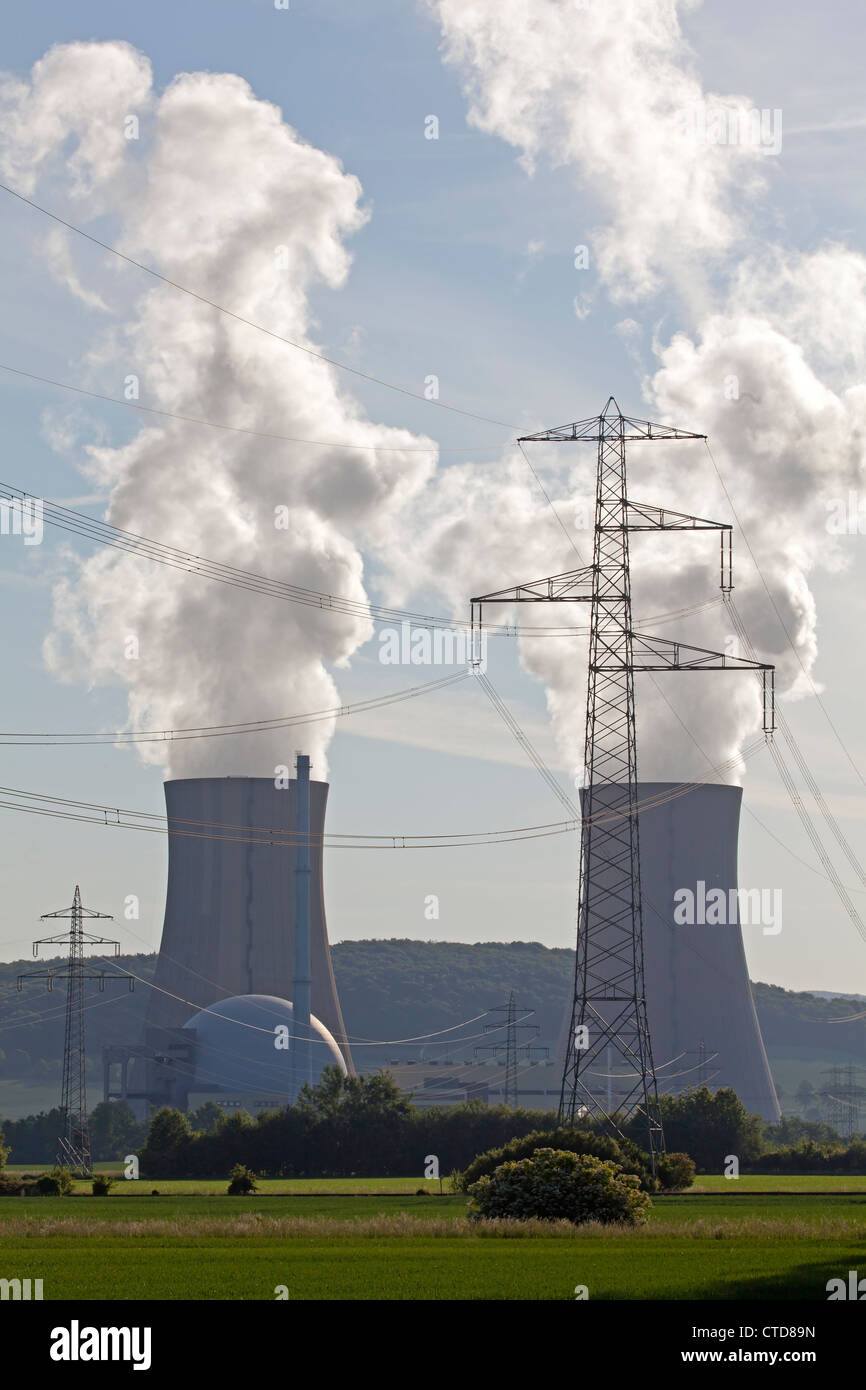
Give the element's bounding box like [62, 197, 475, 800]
[17, 886, 133, 1173]
[474, 992, 547, 1107]
[820, 1063, 866, 1138]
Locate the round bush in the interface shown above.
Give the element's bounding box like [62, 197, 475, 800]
[467, 1147, 651, 1225]
[91, 1174, 114, 1196]
[460, 1126, 654, 1193]
[227, 1163, 258, 1195]
[656, 1151, 696, 1192]
[42, 1167, 75, 1195]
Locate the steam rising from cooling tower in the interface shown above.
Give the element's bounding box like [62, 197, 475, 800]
[381, 0, 866, 781]
[3, 27, 866, 783]
[0, 41, 435, 780]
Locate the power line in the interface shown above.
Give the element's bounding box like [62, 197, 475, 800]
[516, 439, 585, 559]
[704, 439, 866, 789]
[0, 480, 722, 639]
[724, 599, 866, 949]
[0, 181, 516, 430]
[0, 360, 510, 454]
[474, 669, 578, 817]
[0, 669, 470, 745]
[0, 768, 767, 852]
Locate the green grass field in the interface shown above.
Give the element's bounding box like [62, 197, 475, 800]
[691, 1174, 866, 1193]
[2, 1182, 866, 1299]
[8, 1167, 866, 1195]
[4, 1168, 447, 1194]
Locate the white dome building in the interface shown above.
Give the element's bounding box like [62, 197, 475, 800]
[183, 993, 347, 1112]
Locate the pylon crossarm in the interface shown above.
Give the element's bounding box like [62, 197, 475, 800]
[40, 907, 114, 920]
[469, 569, 597, 663]
[32, 930, 120, 952]
[470, 567, 596, 605]
[604, 500, 732, 532]
[601, 502, 734, 590]
[518, 400, 707, 444]
[626, 633, 774, 672]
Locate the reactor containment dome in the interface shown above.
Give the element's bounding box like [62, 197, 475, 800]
[183, 993, 346, 1102]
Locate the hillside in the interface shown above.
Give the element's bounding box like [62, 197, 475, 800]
[1, 941, 865, 1117]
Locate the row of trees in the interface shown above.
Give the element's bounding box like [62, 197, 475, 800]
[4, 1075, 860, 1179]
[0, 1098, 239, 1165]
[139, 1070, 555, 1178]
[136, 1073, 846, 1180]
[0, 1102, 146, 1165]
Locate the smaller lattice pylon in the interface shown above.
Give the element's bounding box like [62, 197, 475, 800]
[17, 886, 134, 1174]
[474, 992, 546, 1108]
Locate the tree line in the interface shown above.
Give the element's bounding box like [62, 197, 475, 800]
[2, 1073, 858, 1179]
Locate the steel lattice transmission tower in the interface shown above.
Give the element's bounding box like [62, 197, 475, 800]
[820, 1064, 866, 1138]
[470, 398, 775, 1168]
[18, 886, 133, 1173]
[474, 992, 547, 1107]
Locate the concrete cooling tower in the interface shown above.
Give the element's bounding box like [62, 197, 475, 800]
[138, 774, 353, 1112]
[561, 782, 780, 1123]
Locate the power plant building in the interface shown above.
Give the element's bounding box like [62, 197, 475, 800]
[116, 774, 353, 1115]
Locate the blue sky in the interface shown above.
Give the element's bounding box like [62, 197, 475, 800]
[1, 0, 865, 999]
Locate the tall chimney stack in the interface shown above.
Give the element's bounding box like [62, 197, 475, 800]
[293, 753, 312, 1100]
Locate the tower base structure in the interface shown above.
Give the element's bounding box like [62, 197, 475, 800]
[559, 782, 780, 1124]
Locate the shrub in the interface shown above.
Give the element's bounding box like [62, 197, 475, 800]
[227, 1163, 258, 1195]
[653, 1086, 763, 1172]
[460, 1126, 655, 1193]
[137, 1107, 193, 1179]
[33, 1167, 75, 1195]
[91, 1174, 114, 1196]
[467, 1147, 652, 1225]
[657, 1151, 696, 1191]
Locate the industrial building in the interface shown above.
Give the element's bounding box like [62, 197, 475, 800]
[107, 767, 353, 1116]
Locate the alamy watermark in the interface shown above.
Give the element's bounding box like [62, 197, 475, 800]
[674, 104, 783, 156]
[379, 620, 486, 672]
[826, 492, 866, 535]
[0, 496, 43, 545]
[1, 1277, 43, 1300]
[673, 880, 782, 935]
[827, 1270, 866, 1300]
[49, 1322, 151, 1370]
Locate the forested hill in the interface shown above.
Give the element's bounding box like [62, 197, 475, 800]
[750, 981, 866, 1058]
[331, 939, 572, 1048]
[2, 940, 866, 1091]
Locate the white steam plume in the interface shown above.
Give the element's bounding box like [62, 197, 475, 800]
[403, 0, 866, 783]
[0, 41, 435, 780]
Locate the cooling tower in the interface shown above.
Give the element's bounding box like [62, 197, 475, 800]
[561, 782, 780, 1122]
[143, 776, 353, 1093]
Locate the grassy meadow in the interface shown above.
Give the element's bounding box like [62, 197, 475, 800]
[2, 1177, 866, 1299]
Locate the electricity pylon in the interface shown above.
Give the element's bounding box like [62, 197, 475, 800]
[474, 991, 547, 1107]
[18, 886, 133, 1173]
[470, 398, 775, 1170]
